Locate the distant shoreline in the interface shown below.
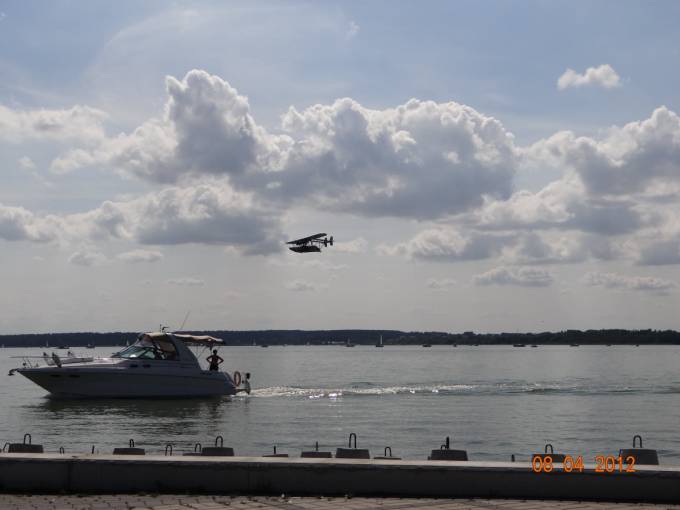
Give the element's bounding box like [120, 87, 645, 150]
[0, 328, 678, 347]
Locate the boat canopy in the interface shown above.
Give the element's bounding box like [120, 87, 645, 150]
[138, 332, 223, 345]
[170, 333, 224, 345]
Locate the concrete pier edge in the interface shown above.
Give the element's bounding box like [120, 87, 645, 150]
[1, 454, 679, 503]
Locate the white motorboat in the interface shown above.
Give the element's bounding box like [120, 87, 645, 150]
[11, 332, 250, 398]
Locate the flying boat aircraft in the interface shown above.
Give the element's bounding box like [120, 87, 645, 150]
[286, 233, 334, 253]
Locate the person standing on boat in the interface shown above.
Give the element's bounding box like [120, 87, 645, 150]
[206, 349, 223, 371]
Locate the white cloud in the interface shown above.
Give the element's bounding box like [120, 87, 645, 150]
[557, 64, 621, 90]
[382, 228, 513, 261]
[167, 277, 204, 286]
[583, 272, 675, 293]
[274, 96, 517, 219]
[0, 181, 284, 256]
[117, 249, 163, 263]
[0, 203, 59, 242]
[5, 75, 680, 279]
[18, 156, 36, 170]
[284, 279, 318, 292]
[426, 278, 457, 289]
[53, 69, 518, 220]
[529, 107, 680, 196]
[60, 183, 283, 255]
[51, 70, 274, 181]
[474, 266, 553, 287]
[636, 237, 680, 266]
[346, 20, 360, 39]
[472, 177, 648, 236]
[334, 237, 368, 253]
[130, 185, 282, 255]
[67, 249, 107, 267]
[0, 104, 107, 144]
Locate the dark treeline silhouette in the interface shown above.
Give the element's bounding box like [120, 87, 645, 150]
[0, 328, 679, 347]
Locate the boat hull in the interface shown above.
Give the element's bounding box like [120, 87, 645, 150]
[17, 367, 237, 398]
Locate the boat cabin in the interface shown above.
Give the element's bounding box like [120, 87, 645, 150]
[112, 332, 222, 367]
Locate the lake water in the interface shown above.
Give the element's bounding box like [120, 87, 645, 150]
[2, 344, 680, 462]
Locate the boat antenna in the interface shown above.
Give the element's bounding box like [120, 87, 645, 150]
[179, 310, 191, 332]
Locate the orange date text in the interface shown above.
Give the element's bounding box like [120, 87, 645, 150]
[531, 455, 636, 473]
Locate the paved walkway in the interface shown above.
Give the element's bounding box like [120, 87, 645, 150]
[0, 495, 678, 510]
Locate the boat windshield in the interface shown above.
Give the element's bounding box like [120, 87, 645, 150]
[113, 335, 179, 360]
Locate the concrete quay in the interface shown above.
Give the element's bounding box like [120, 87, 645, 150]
[1, 454, 680, 504]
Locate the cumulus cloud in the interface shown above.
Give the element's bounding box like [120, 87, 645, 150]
[381, 228, 513, 261]
[383, 173, 636, 265]
[474, 266, 553, 287]
[426, 277, 457, 289]
[528, 107, 680, 196]
[65, 183, 282, 255]
[557, 64, 621, 90]
[18, 156, 36, 170]
[117, 249, 163, 263]
[67, 249, 107, 267]
[51, 71, 268, 180]
[636, 238, 680, 266]
[272, 96, 517, 219]
[473, 177, 649, 236]
[53, 69, 518, 220]
[0, 181, 283, 256]
[167, 277, 204, 286]
[284, 279, 318, 292]
[0, 104, 107, 143]
[583, 272, 675, 293]
[346, 20, 360, 39]
[334, 237, 368, 253]
[0, 203, 59, 242]
[503, 232, 618, 265]
[8, 71, 680, 276]
[130, 185, 282, 255]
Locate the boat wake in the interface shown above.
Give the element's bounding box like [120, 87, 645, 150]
[250, 381, 675, 399]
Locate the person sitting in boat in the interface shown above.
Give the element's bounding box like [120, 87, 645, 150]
[206, 349, 223, 371]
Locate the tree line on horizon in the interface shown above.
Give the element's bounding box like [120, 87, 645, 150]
[0, 328, 678, 347]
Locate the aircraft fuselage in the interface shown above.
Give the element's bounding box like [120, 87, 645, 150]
[289, 245, 321, 253]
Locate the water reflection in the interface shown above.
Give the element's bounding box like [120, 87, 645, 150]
[20, 397, 232, 437]
[36, 396, 226, 418]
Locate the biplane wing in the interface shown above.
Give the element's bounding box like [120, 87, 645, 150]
[286, 233, 327, 245]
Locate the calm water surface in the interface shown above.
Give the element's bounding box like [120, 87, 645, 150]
[2, 345, 679, 462]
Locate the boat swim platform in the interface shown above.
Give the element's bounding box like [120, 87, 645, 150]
[1, 454, 680, 503]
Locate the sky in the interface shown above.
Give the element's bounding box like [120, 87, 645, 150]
[1, 0, 680, 334]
